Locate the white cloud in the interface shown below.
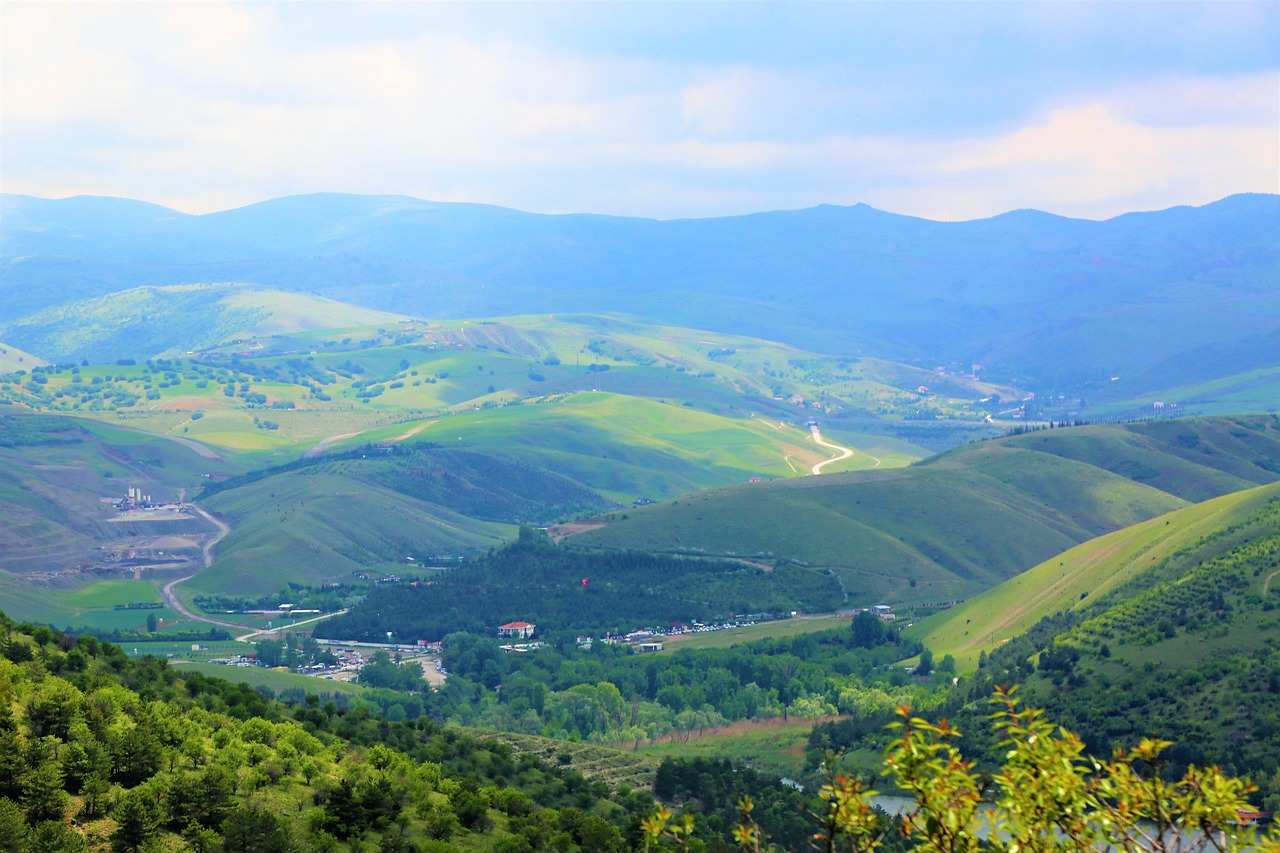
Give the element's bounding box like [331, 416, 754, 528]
[1, 2, 1276, 220]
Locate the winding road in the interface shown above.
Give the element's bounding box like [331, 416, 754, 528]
[810, 426, 855, 474]
[159, 505, 246, 631]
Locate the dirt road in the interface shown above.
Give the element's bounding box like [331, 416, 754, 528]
[302, 431, 363, 459]
[810, 427, 855, 474]
[159, 505, 244, 631]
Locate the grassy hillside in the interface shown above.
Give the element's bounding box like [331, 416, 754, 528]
[0, 283, 409, 362]
[338, 393, 917, 503]
[914, 480, 1280, 669]
[1000, 414, 1280, 501]
[570, 416, 1280, 606]
[0, 341, 43, 372]
[189, 438, 633, 595]
[193, 471, 515, 596]
[940, 493, 1280, 812]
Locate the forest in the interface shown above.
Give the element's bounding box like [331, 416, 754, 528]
[315, 529, 843, 643]
[2, 612, 1273, 852]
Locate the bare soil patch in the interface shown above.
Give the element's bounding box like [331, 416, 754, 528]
[547, 520, 607, 542]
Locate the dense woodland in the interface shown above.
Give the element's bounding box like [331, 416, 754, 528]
[316, 529, 843, 642]
[428, 611, 934, 746]
[2, 613, 1273, 852]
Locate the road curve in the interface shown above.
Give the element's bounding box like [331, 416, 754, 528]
[160, 505, 245, 631]
[810, 427, 855, 475]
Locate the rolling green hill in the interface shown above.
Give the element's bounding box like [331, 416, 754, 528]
[0, 283, 412, 363]
[914, 480, 1280, 669]
[569, 416, 1280, 606]
[335, 393, 922, 503]
[189, 442, 630, 595]
[193, 474, 511, 597]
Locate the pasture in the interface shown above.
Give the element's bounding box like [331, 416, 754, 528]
[657, 616, 850, 652]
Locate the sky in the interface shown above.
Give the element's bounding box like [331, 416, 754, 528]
[1, 1, 1277, 221]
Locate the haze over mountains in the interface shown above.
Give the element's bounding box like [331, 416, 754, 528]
[3, 192, 1277, 403]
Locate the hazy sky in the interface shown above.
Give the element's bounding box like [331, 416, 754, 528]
[2, 1, 1277, 220]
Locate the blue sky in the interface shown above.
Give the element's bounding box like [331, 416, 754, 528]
[2, 1, 1276, 220]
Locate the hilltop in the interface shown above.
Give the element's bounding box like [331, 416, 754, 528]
[569, 415, 1280, 605]
[0, 284, 409, 364]
[3, 191, 1277, 408]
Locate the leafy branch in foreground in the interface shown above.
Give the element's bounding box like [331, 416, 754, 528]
[881, 686, 1267, 853]
[650, 688, 1275, 852]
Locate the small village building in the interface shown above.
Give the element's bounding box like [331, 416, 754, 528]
[497, 621, 536, 639]
[638, 641, 664, 653]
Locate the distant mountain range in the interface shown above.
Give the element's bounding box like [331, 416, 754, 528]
[2, 192, 1277, 398]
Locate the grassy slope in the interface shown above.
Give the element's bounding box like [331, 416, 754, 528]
[335, 393, 904, 503]
[0, 283, 410, 362]
[475, 730, 660, 791]
[636, 716, 829, 779]
[170, 660, 369, 697]
[1095, 365, 1280, 418]
[991, 495, 1280, 806]
[194, 471, 514, 595]
[657, 616, 851, 652]
[913, 480, 1280, 669]
[571, 417, 1280, 607]
[0, 341, 44, 371]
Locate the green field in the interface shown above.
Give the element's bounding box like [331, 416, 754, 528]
[0, 574, 186, 633]
[122, 639, 253, 661]
[636, 716, 835, 779]
[911, 481, 1280, 669]
[657, 616, 850, 652]
[170, 660, 368, 696]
